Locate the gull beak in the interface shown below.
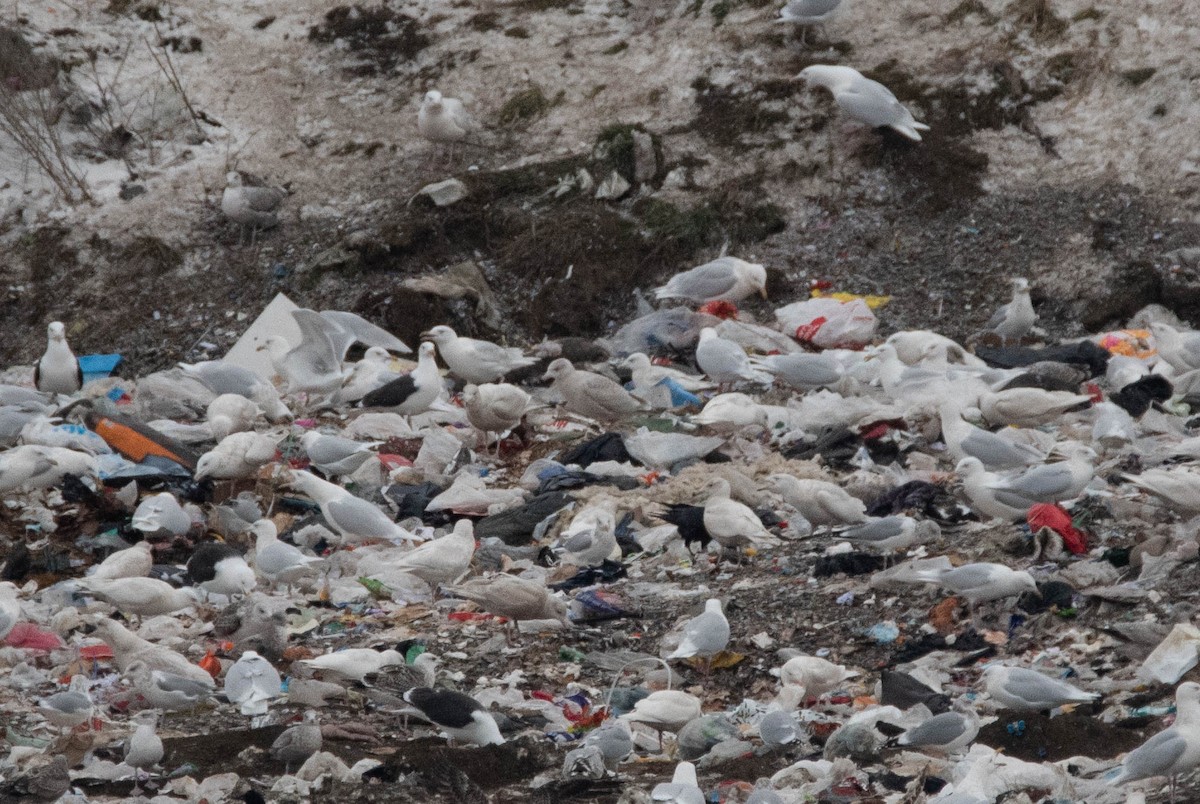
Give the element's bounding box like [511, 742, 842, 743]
[759, 287, 769, 300]
[419, 331, 434, 341]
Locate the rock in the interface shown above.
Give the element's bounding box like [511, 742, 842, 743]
[595, 171, 631, 201]
[632, 130, 658, 184]
[414, 178, 469, 207]
[298, 246, 360, 276]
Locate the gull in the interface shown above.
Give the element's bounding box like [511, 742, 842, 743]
[0, 582, 20, 640]
[225, 649, 282, 716]
[77, 576, 196, 618]
[984, 445, 1096, 510]
[703, 477, 780, 552]
[358, 653, 441, 707]
[359, 341, 443, 416]
[583, 721, 634, 772]
[981, 278, 1036, 346]
[206, 393, 261, 441]
[124, 710, 164, 793]
[34, 321, 82, 395]
[132, 492, 193, 537]
[543, 358, 646, 422]
[749, 352, 845, 391]
[767, 474, 867, 530]
[938, 402, 1045, 470]
[777, 0, 842, 45]
[38, 674, 93, 732]
[955, 457, 1034, 521]
[654, 257, 768, 304]
[282, 468, 421, 544]
[758, 708, 800, 747]
[908, 562, 1038, 605]
[298, 647, 407, 683]
[667, 598, 730, 674]
[300, 430, 379, 477]
[1112, 681, 1200, 803]
[187, 543, 256, 598]
[421, 325, 535, 384]
[443, 574, 571, 625]
[619, 690, 703, 749]
[388, 518, 476, 594]
[652, 760, 705, 804]
[1150, 322, 1200, 374]
[222, 171, 286, 245]
[563, 745, 608, 780]
[840, 516, 940, 564]
[897, 707, 981, 754]
[125, 660, 213, 711]
[90, 540, 153, 580]
[195, 431, 278, 480]
[251, 519, 323, 592]
[978, 388, 1091, 428]
[271, 710, 323, 773]
[179, 360, 293, 423]
[982, 665, 1099, 711]
[623, 353, 714, 393]
[0, 444, 97, 493]
[336, 347, 401, 404]
[797, 65, 930, 141]
[462, 382, 531, 446]
[403, 687, 504, 746]
[555, 502, 620, 567]
[696, 327, 770, 389]
[318, 309, 411, 359]
[777, 654, 857, 701]
[92, 618, 216, 686]
[418, 90, 477, 161]
[258, 309, 352, 398]
[692, 393, 769, 431]
[1122, 467, 1200, 515]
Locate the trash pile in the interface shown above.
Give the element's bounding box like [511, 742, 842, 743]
[4, 270, 1200, 804]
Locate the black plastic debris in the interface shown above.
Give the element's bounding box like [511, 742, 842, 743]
[559, 432, 637, 468]
[976, 340, 1110, 377]
[384, 481, 450, 526]
[813, 552, 884, 578]
[474, 491, 572, 546]
[880, 669, 952, 714]
[550, 560, 628, 592]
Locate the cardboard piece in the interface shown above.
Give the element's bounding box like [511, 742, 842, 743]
[223, 293, 301, 383]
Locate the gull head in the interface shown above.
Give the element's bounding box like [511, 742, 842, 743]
[420, 325, 455, 345]
[417, 341, 437, 360]
[47, 321, 67, 341]
[795, 64, 858, 92]
[543, 357, 573, 382]
[422, 89, 443, 108]
[1011, 277, 1031, 292]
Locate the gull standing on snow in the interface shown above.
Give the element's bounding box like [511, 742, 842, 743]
[1112, 681, 1200, 802]
[778, 0, 842, 45]
[654, 257, 768, 304]
[981, 278, 1036, 346]
[360, 341, 443, 415]
[221, 171, 286, 245]
[667, 598, 731, 673]
[282, 468, 420, 544]
[543, 358, 646, 422]
[34, 321, 83, 395]
[418, 90, 478, 160]
[702, 477, 780, 552]
[696, 327, 771, 388]
[251, 519, 323, 592]
[797, 65, 930, 141]
[422, 325, 535, 384]
[982, 665, 1099, 711]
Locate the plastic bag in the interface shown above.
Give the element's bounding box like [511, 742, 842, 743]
[774, 298, 877, 349]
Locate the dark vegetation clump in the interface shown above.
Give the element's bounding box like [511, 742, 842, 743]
[308, 5, 429, 76]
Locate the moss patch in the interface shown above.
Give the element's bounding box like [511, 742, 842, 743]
[1121, 67, 1156, 87]
[1007, 0, 1068, 41]
[690, 77, 793, 147]
[496, 86, 557, 128]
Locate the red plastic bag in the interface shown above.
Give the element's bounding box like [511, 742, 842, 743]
[1028, 503, 1088, 555]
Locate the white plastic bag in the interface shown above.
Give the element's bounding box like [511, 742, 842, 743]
[775, 298, 877, 349]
